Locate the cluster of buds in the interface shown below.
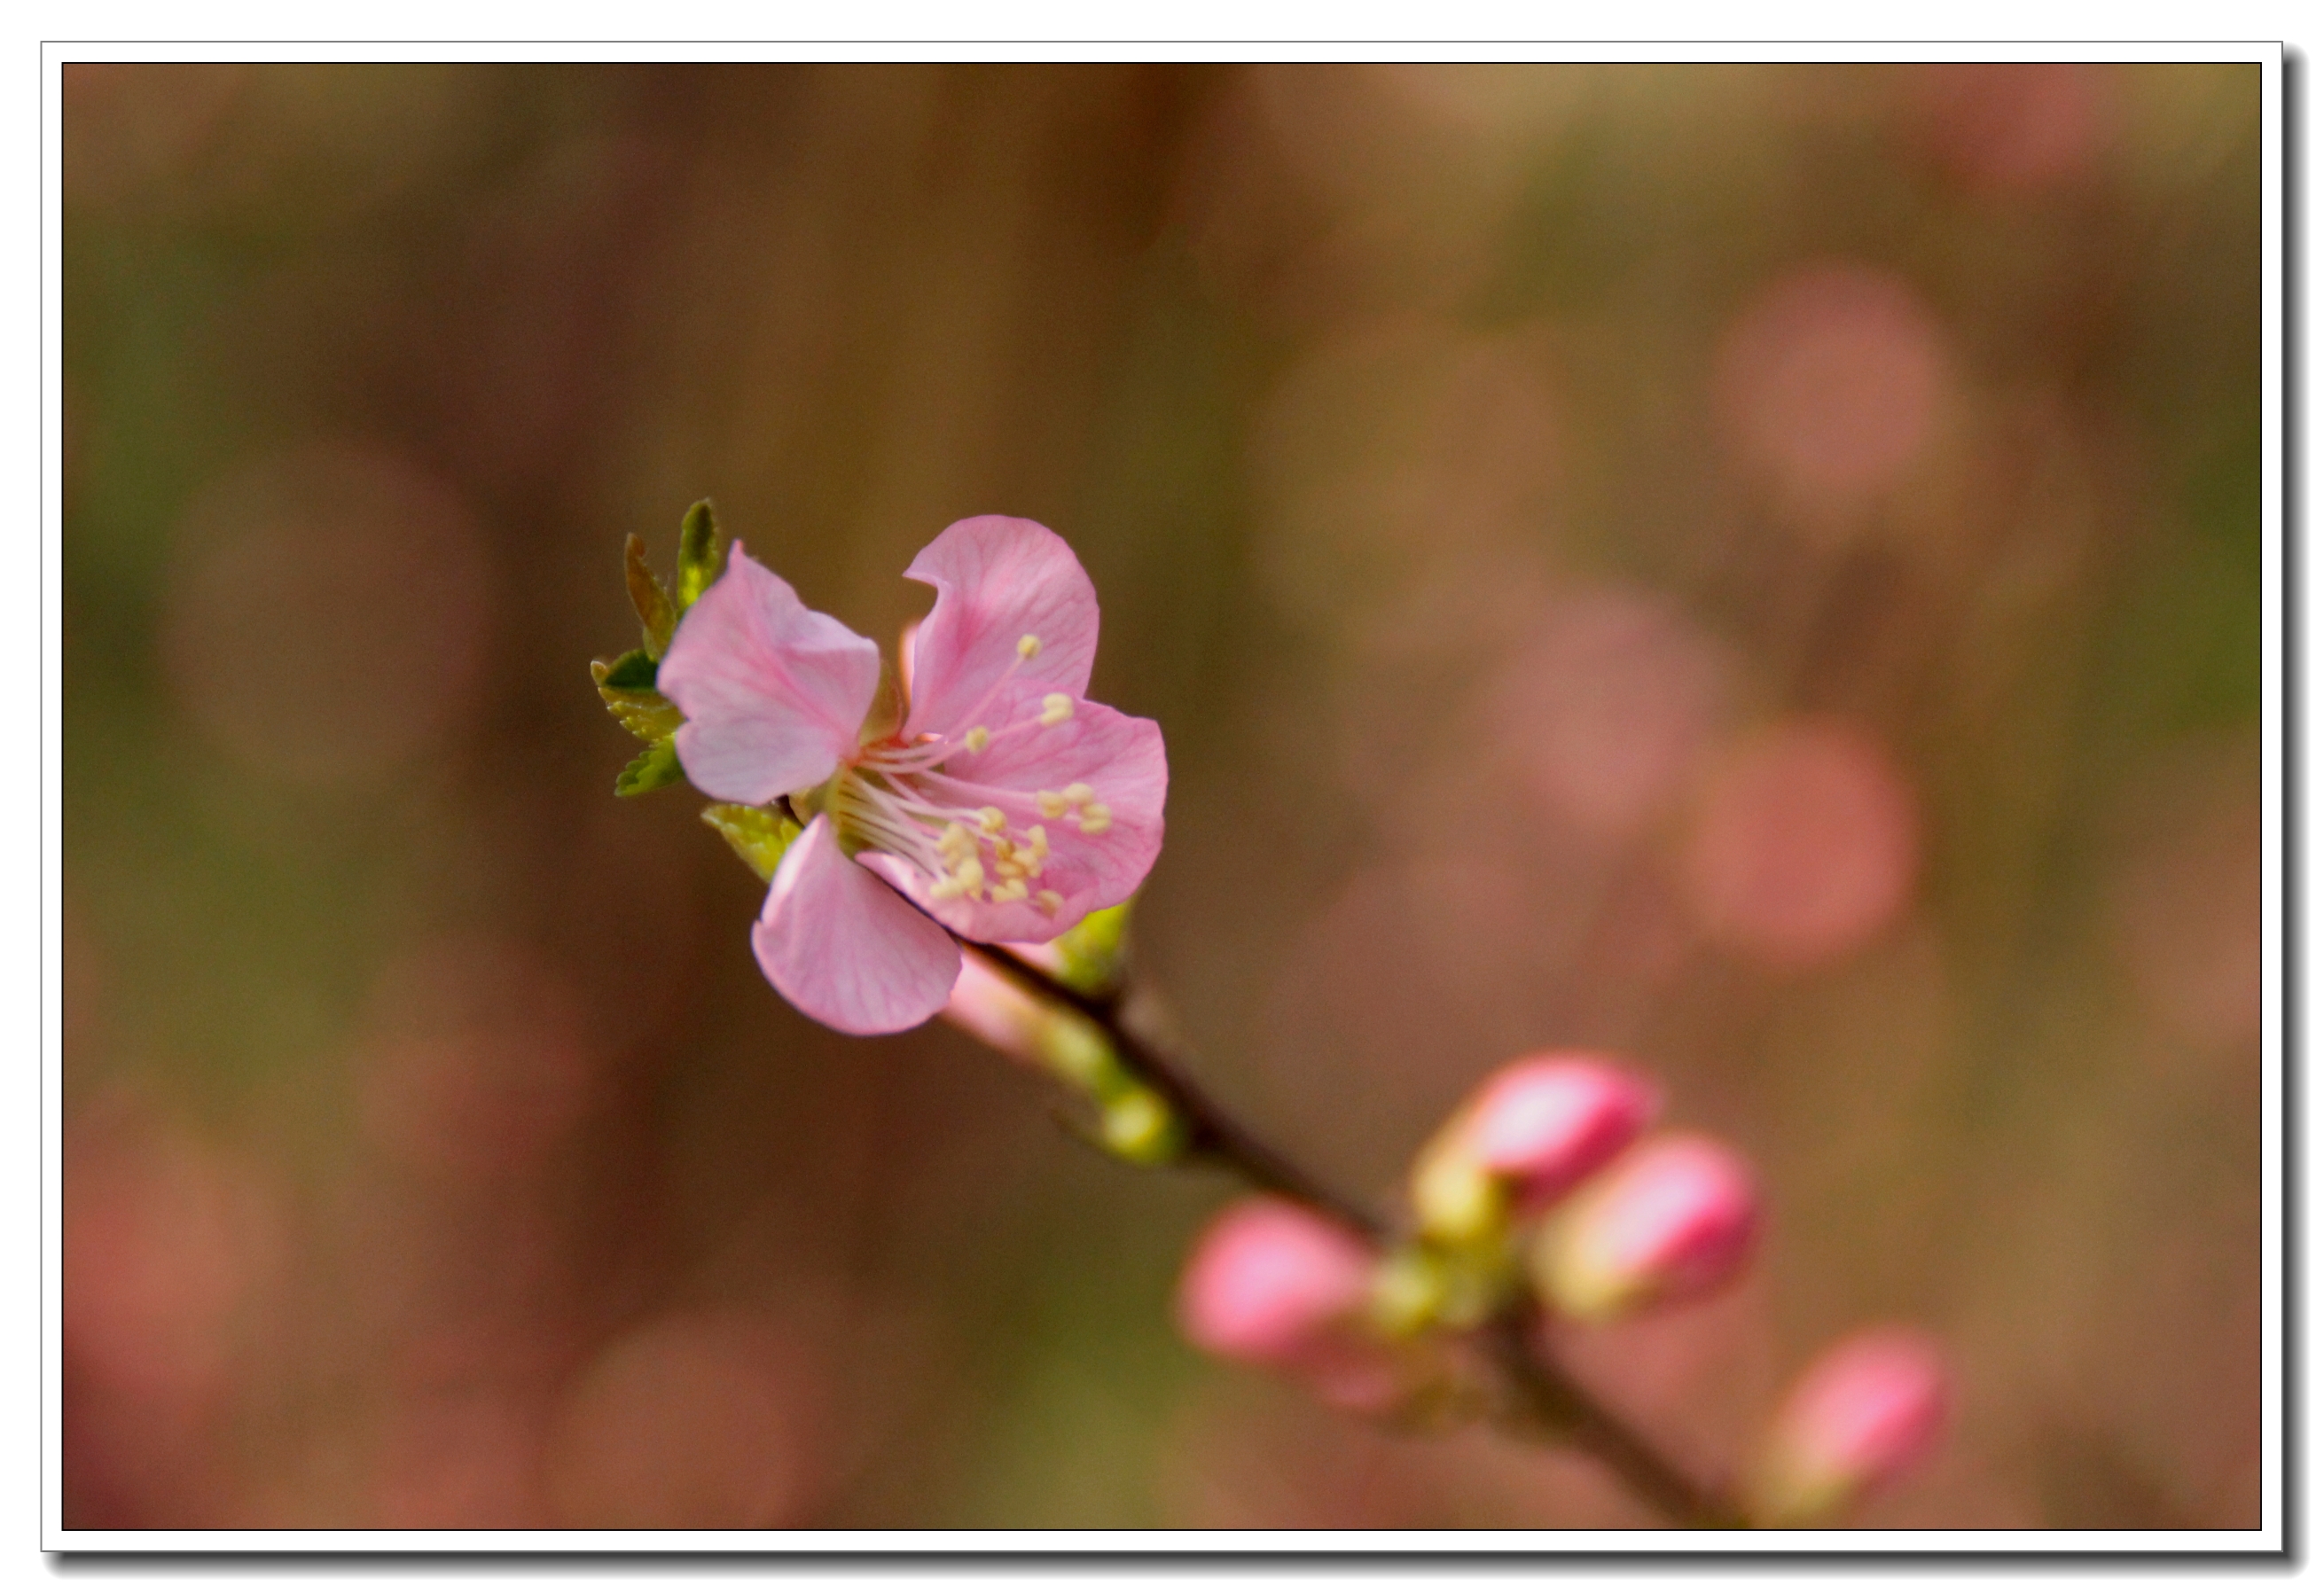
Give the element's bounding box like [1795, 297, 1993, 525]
[1173, 1051, 1949, 1527]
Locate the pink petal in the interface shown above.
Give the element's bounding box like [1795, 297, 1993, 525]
[864, 691, 1166, 943]
[901, 518, 1099, 743]
[658, 543, 882, 805]
[751, 816, 961, 1035]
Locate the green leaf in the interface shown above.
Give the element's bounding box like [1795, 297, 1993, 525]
[677, 499, 724, 609]
[601, 648, 659, 690]
[701, 802, 802, 881]
[614, 738, 685, 798]
[594, 678, 684, 743]
[624, 534, 677, 657]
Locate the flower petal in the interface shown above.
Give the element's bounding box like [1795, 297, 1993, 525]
[865, 690, 1166, 944]
[659, 543, 882, 804]
[752, 816, 961, 1035]
[902, 517, 1099, 742]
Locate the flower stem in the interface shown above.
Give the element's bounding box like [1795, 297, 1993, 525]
[963, 939, 1748, 1530]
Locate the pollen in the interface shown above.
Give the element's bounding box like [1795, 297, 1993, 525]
[963, 725, 990, 754]
[977, 806, 1007, 835]
[1039, 693, 1074, 727]
[939, 822, 975, 861]
[1036, 889, 1064, 915]
[991, 878, 1029, 902]
[1037, 790, 1069, 819]
[1061, 782, 1094, 807]
[1076, 801, 1113, 836]
[1017, 634, 1042, 660]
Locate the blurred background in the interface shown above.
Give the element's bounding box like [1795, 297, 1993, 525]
[60, 62, 2263, 1530]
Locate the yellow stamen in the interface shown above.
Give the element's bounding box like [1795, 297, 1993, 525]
[991, 878, 1029, 902]
[963, 725, 990, 754]
[1039, 693, 1074, 727]
[1026, 824, 1049, 857]
[1017, 634, 1042, 660]
[1036, 889, 1064, 915]
[1037, 790, 1068, 819]
[977, 806, 1006, 835]
[1062, 782, 1094, 807]
[1077, 802, 1112, 836]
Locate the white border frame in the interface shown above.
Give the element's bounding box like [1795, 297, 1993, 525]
[36, 40, 2286, 1558]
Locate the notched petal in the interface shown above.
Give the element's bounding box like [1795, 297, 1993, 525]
[903, 517, 1100, 741]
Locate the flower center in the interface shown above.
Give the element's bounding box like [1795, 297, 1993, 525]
[818, 632, 1113, 916]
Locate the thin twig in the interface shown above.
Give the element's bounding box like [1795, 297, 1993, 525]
[970, 942, 1384, 1238]
[962, 938, 1749, 1530]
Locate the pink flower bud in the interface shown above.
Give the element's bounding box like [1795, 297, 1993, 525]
[1530, 1133, 1758, 1321]
[1411, 1055, 1660, 1244]
[1176, 1198, 1403, 1411]
[1461, 1054, 1662, 1205]
[1751, 1328, 1949, 1526]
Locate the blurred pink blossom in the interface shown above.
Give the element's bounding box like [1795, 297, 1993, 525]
[1531, 1134, 1759, 1322]
[1751, 1327, 1949, 1525]
[1177, 1198, 1402, 1412]
[659, 517, 1165, 1035]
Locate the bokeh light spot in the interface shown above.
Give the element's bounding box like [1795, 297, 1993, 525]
[1681, 718, 1921, 969]
[1716, 263, 1950, 525]
[545, 1309, 825, 1529]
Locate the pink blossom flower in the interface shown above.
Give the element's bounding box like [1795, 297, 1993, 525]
[657, 517, 1167, 1035]
[1751, 1327, 1949, 1525]
[1530, 1133, 1759, 1321]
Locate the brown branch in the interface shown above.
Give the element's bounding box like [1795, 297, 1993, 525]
[962, 938, 1749, 1530]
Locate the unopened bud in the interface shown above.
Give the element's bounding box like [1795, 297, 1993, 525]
[1413, 1054, 1662, 1243]
[940, 954, 1117, 1091]
[1464, 1055, 1661, 1201]
[1530, 1133, 1758, 1321]
[1177, 1197, 1418, 1412]
[1409, 1144, 1504, 1245]
[1099, 1086, 1180, 1165]
[1750, 1328, 1949, 1526]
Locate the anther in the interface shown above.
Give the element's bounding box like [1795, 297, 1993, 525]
[1062, 783, 1094, 807]
[963, 726, 990, 754]
[1036, 889, 1064, 916]
[991, 878, 1029, 903]
[1037, 790, 1069, 819]
[1039, 693, 1074, 727]
[1077, 802, 1113, 836]
[977, 806, 1007, 836]
[1018, 634, 1042, 660]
